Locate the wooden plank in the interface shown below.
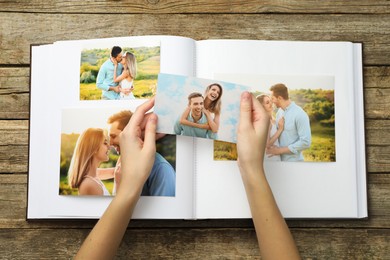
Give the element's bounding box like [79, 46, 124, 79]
[0, 67, 29, 94]
[0, 120, 29, 145]
[0, 13, 390, 65]
[364, 66, 390, 89]
[1, 174, 388, 229]
[0, 145, 28, 173]
[0, 228, 388, 259]
[1, 0, 389, 14]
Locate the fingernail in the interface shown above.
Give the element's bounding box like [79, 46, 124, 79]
[241, 91, 250, 100]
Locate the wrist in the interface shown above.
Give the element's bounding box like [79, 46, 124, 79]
[115, 185, 142, 206]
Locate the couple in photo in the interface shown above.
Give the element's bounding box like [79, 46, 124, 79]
[96, 46, 137, 100]
[174, 83, 223, 140]
[257, 83, 311, 162]
[67, 110, 176, 196]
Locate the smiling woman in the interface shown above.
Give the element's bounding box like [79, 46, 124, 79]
[67, 128, 111, 196]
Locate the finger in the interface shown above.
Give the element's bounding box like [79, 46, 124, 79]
[155, 133, 166, 140]
[239, 91, 253, 131]
[127, 98, 155, 130]
[143, 113, 157, 153]
[250, 94, 267, 123]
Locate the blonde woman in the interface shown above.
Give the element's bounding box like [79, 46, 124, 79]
[68, 128, 111, 195]
[256, 94, 284, 161]
[180, 83, 223, 134]
[113, 51, 137, 100]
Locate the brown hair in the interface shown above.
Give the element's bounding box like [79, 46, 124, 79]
[204, 83, 223, 115]
[188, 92, 204, 105]
[107, 110, 133, 131]
[270, 83, 289, 100]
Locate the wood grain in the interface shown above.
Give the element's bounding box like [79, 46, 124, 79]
[0, 13, 390, 65]
[0, 228, 389, 259]
[1, 0, 390, 14]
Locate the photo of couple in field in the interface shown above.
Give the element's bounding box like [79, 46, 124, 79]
[213, 74, 335, 162]
[79, 43, 160, 100]
[59, 107, 176, 197]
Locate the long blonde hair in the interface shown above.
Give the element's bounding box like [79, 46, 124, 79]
[67, 128, 106, 189]
[123, 52, 137, 79]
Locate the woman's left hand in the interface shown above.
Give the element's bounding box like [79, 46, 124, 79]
[117, 98, 157, 198]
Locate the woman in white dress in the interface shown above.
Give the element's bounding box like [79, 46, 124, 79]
[113, 52, 137, 100]
[256, 94, 284, 161]
[180, 83, 223, 135]
[68, 128, 111, 195]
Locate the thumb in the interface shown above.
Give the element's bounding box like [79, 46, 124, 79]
[143, 113, 157, 154]
[239, 91, 253, 131]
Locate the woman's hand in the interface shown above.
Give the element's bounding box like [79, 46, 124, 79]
[117, 98, 157, 199]
[236, 91, 300, 260]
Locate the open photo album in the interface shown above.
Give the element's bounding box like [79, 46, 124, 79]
[28, 35, 367, 219]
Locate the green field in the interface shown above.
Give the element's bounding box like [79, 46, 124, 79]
[214, 122, 335, 162]
[80, 50, 160, 100]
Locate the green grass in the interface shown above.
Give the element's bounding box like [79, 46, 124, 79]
[214, 122, 335, 162]
[59, 175, 114, 196]
[80, 55, 159, 100]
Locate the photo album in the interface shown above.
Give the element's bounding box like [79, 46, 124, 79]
[28, 35, 367, 219]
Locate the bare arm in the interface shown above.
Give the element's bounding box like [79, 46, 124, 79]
[96, 168, 115, 180]
[180, 106, 210, 130]
[113, 61, 128, 83]
[237, 92, 300, 260]
[267, 117, 284, 147]
[75, 98, 157, 259]
[203, 109, 220, 133]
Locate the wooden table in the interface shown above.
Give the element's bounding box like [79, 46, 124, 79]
[1, 1, 389, 258]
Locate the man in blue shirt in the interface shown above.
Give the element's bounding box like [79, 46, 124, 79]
[267, 83, 311, 161]
[107, 110, 176, 196]
[96, 46, 123, 100]
[174, 92, 216, 139]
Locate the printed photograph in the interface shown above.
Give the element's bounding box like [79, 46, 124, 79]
[154, 73, 249, 143]
[59, 106, 176, 196]
[213, 74, 335, 162]
[79, 41, 160, 100]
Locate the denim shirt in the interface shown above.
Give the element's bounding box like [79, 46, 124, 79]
[276, 102, 311, 161]
[141, 153, 176, 196]
[96, 59, 123, 100]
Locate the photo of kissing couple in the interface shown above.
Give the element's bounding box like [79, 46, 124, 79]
[80, 44, 160, 101]
[59, 107, 176, 197]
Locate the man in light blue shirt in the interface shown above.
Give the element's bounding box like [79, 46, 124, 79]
[267, 83, 311, 161]
[96, 46, 123, 100]
[174, 92, 216, 139]
[107, 110, 176, 196]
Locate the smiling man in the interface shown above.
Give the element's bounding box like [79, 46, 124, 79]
[174, 92, 216, 139]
